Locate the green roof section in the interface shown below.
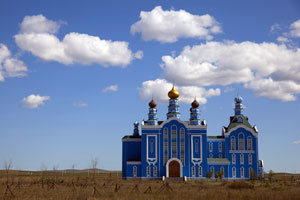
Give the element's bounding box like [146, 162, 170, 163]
[226, 114, 254, 132]
[207, 158, 230, 163]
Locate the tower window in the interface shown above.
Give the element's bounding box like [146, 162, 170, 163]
[231, 136, 236, 150]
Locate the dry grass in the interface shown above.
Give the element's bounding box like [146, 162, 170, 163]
[0, 171, 300, 200]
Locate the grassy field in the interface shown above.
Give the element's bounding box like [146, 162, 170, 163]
[0, 170, 300, 200]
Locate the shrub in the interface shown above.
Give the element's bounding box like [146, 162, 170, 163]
[227, 181, 254, 190]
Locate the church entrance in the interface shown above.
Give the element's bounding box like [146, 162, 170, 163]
[168, 160, 180, 177]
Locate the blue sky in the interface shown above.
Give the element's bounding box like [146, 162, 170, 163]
[0, 0, 300, 172]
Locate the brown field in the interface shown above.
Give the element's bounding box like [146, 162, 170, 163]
[1, 170, 300, 200]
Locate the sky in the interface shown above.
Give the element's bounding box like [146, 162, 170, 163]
[0, 0, 300, 173]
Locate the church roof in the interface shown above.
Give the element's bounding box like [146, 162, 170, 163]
[122, 135, 141, 139]
[225, 114, 256, 133]
[207, 136, 224, 139]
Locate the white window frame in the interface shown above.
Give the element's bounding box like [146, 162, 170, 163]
[238, 133, 245, 150]
[171, 125, 177, 158]
[192, 167, 195, 176]
[180, 128, 185, 165]
[241, 167, 244, 178]
[240, 154, 244, 165]
[218, 142, 222, 152]
[247, 136, 252, 150]
[133, 166, 137, 177]
[147, 166, 150, 177]
[163, 128, 168, 165]
[209, 142, 213, 152]
[248, 154, 252, 165]
[199, 166, 202, 177]
[232, 154, 236, 164]
[231, 136, 236, 150]
[232, 167, 236, 177]
[153, 166, 157, 177]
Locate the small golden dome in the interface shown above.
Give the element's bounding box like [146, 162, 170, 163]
[168, 84, 180, 99]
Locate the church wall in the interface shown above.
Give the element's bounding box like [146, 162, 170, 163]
[122, 139, 141, 178]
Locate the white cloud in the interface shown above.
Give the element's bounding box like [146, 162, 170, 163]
[0, 44, 27, 81]
[138, 79, 220, 104]
[224, 87, 235, 93]
[73, 102, 88, 107]
[160, 41, 300, 101]
[102, 84, 118, 93]
[276, 36, 291, 43]
[270, 23, 280, 33]
[20, 15, 61, 34]
[21, 94, 50, 109]
[289, 19, 300, 38]
[130, 6, 221, 43]
[15, 15, 142, 67]
[293, 140, 300, 144]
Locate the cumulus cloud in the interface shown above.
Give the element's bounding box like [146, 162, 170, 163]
[289, 19, 300, 38]
[102, 84, 118, 93]
[293, 140, 300, 144]
[131, 6, 221, 43]
[21, 94, 50, 109]
[0, 44, 27, 81]
[73, 102, 88, 107]
[160, 41, 300, 101]
[138, 79, 220, 104]
[15, 15, 142, 67]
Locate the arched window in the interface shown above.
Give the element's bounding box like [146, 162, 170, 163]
[153, 166, 157, 177]
[232, 167, 236, 177]
[180, 128, 185, 165]
[192, 167, 195, 176]
[247, 136, 252, 150]
[240, 154, 244, 164]
[248, 154, 252, 165]
[238, 133, 245, 150]
[218, 142, 222, 152]
[209, 143, 213, 152]
[231, 136, 236, 150]
[171, 126, 177, 158]
[249, 167, 253, 178]
[199, 166, 202, 177]
[133, 166, 137, 177]
[147, 166, 150, 176]
[241, 167, 244, 177]
[232, 154, 236, 164]
[163, 128, 168, 165]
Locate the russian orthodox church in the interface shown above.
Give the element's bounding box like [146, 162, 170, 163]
[122, 85, 264, 180]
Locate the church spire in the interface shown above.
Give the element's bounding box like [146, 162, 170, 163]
[234, 93, 244, 115]
[147, 98, 158, 125]
[190, 98, 201, 125]
[167, 84, 180, 119]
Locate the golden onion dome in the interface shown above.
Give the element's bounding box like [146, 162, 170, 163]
[149, 98, 157, 108]
[168, 84, 180, 99]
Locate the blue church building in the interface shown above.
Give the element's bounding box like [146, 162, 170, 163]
[122, 86, 264, 180]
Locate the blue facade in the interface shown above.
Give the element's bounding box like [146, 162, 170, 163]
[122, 88, 264, 180]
